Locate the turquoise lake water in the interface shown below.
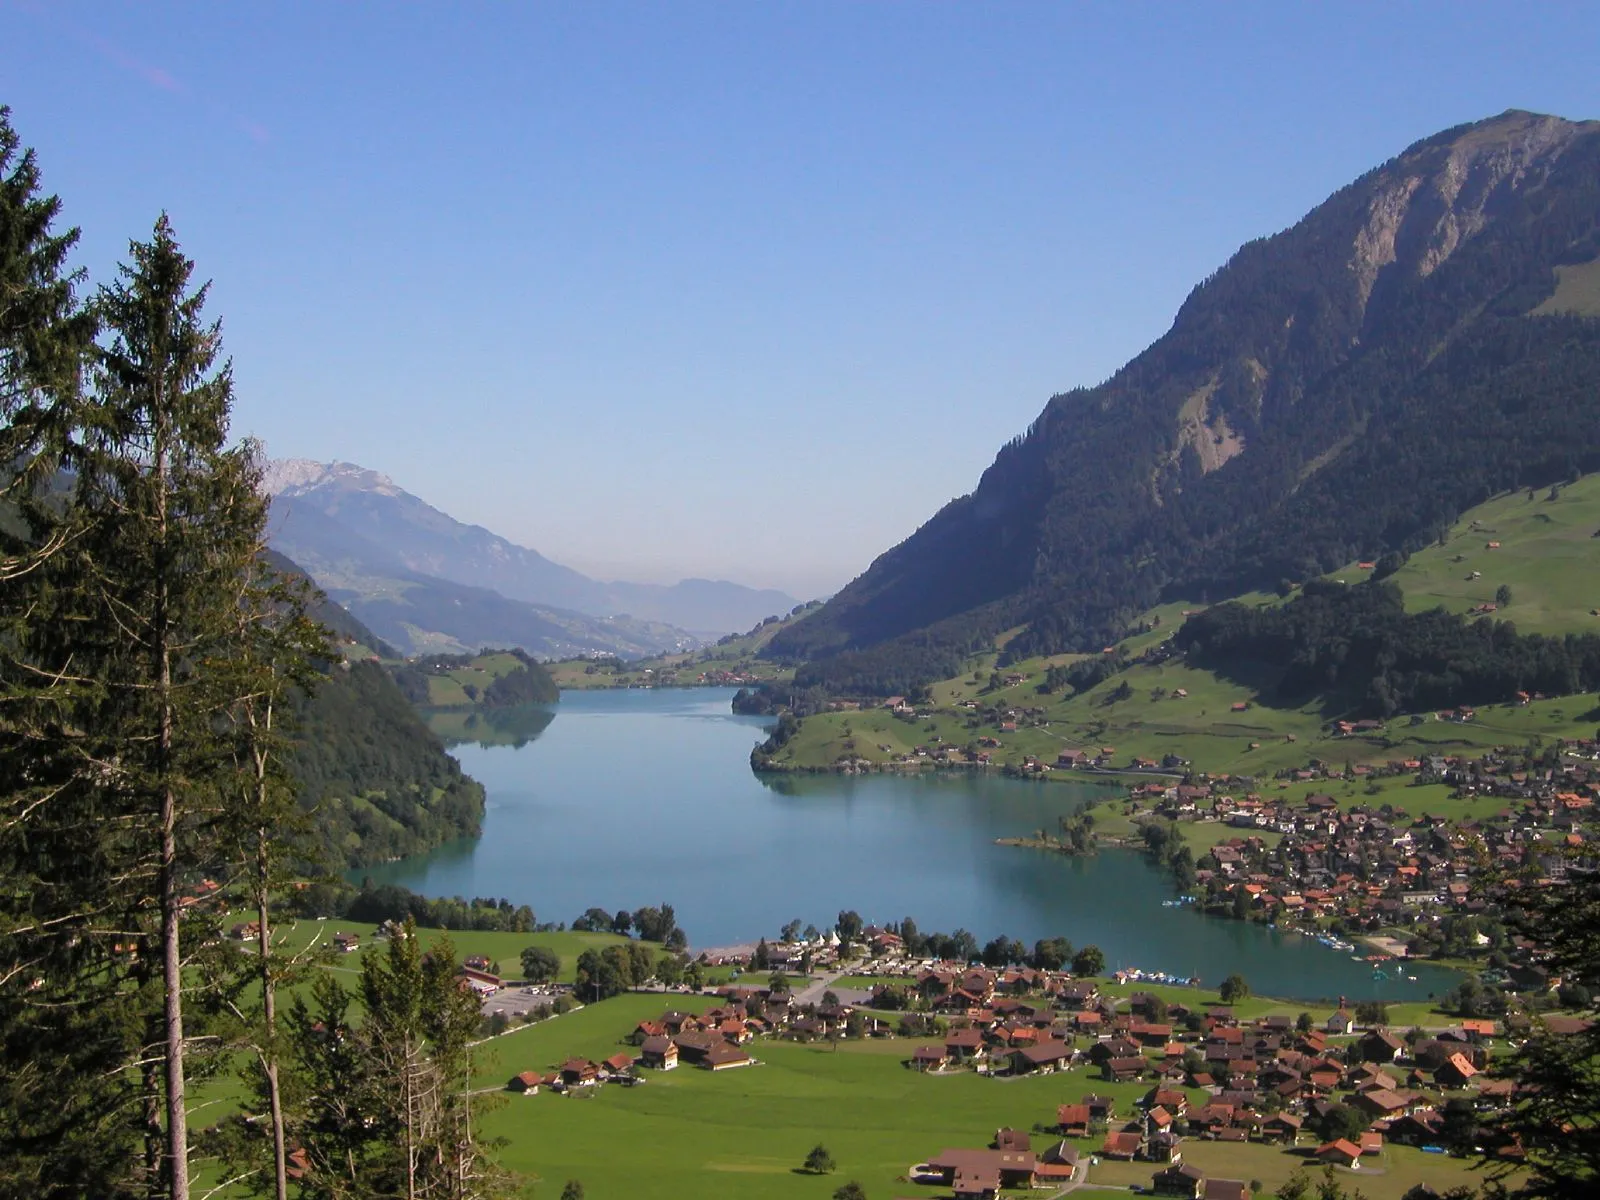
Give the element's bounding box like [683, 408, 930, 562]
[361, 687, 1458, 1003]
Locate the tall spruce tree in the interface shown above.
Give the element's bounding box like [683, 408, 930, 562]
[0, 107, 143, 1200]
[73, 214, 274, 1199]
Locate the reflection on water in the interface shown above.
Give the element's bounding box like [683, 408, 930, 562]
[364, 687, 1457, 1003]
[426, 703, 557, 749]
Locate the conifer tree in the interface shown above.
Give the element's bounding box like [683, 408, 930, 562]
[0, 106, 141, 1200]
[208, 556, 331, 1200]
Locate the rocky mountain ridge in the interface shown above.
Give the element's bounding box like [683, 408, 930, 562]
[770, 110, 1600, 691]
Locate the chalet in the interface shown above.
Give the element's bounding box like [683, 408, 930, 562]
[1351, 1088, 1410, 1119]
[946, 1027, 986, 1060]
[1057, 981, 1100, 1009]
[1091, 1036, 1143, 1064]
[993, 1128, 1030, 1152]
[926, 1148, 1037, 1194]
[1326, 1010, 1355, 1035]
[1386, 1110, 1444, 1146]
[1105, 1056, 1148, 1083]
[1082, 1093, 1117, 1121]
[1315, 1139, 1362, 1169]
[701, 1041, 753, 1071]
[1187, 1104, 1235, 1135]
[1100, 1130, 1143, 1160]
[559, 1058, 599, 1087]
[332, 931, 360, 954]
[1147, 1087, 1189, 1117]
[912, 1045, 949, 1072]
[1145, 1129, 1182, 1164]
[639, 1035, 678, 1070]
[1056, 1104, 1091, 1136]
[1260, 1113, 1303, 1144]
[1011, 1040, 1072, 1076]
[1435, 1052, 1480, 1088]
[506, 1071, 541, 1094]
[1204, 1182, 1252, 1200]
[671, 1032, 718, 1066]
[1359, 1029, 1405, 1063]
[1152, 1163, 1207, 1198]
[632, 1019, 668, 1045]
[601, 1052, 634, 1078]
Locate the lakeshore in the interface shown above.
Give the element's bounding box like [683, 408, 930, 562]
[363, 687, 1460, 1002]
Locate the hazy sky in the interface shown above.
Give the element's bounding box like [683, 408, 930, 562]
[4, 3, 1597, 597]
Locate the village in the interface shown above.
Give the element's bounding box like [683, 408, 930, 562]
[458, 919, 1585, 1200]
[1113, 734, 1600, 991]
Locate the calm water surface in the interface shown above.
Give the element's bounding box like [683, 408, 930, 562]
[364, 688, 1456, 1003]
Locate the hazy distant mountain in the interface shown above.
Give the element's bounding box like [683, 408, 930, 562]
[264, 458, 798, 647]
[772, 110, 1600, 691]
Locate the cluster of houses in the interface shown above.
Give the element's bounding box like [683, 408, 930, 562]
[506, 986, 881, 1095]
[894, 966, 1555, 1197]
[1122, 740, 1600, 964]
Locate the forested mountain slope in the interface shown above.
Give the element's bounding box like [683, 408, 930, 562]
[266, 551, 489, 867]
[770, 110, 1600, 692]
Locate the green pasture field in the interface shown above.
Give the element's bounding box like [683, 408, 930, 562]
[1086, 1138, 1488, 1200]
[473, 1018, 1168, 1198]
[544, 611, 807, 691]
[413, 650, 535, 707]
[1326, 473, 1600, 636]
[462, 991, 1490, 1199]
[1532, 257, 1600, 318]
[767, 476, 1600, 778]
[269, 919, 639, 984]
[772, 657, 1596, 783]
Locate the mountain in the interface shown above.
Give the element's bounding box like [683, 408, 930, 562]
[261, 550, 490, 868]
[265, 480, 701, 658]
[264, 459, 799, 636]
[770, 110, 1600, 692]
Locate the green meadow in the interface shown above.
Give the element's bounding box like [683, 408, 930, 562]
[768, 477, 1600, 781]
[545, 609, 809, 691]
[269, 919, 639, 986]
[463, 992, 1485, 1200]
[1327, 472, 1600, 636]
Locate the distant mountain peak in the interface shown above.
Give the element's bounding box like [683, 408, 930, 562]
[263, 458, 403, 498]
[263, 455, 800, 645]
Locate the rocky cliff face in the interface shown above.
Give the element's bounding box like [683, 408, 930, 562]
[772, 111, 1600, 679]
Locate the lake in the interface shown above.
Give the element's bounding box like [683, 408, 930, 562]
[363, 687, 1458, 1003]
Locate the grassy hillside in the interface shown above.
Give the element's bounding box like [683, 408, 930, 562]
[762, 481, 1600, 779]
[1325, 474, 1600, 635]
[387, 647, 559, 708]
[1532, 255, 1600, 317]
[546, 604, 817, 690]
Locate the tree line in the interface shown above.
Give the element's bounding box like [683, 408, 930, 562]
[1175, 578, 1600, 717]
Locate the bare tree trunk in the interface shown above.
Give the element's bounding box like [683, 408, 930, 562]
[404, 1038, 418, 1200]
[257, 824, 288, 1200]
[155, 404, 190, 1200]
[159, 782, 190, 1200]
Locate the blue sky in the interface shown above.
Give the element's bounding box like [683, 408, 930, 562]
[4, 2, 1597, 597]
